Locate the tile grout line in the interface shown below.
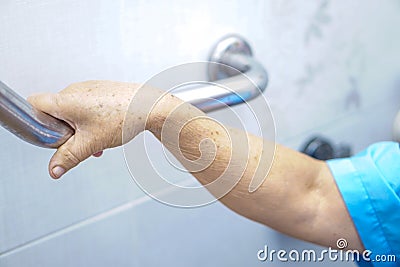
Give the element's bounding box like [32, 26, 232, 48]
[0, 179, 196, 258]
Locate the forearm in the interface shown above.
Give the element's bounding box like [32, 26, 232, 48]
[28, 81, 362, 250]
[145, 92, 362, 249]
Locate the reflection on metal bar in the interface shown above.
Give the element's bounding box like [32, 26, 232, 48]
[175, 35, 268, 112]
[0, 81, 74, 148]
[0, 35, 268, 148]
[174, 55, 268, 112]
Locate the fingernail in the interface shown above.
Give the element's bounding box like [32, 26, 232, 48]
[52, 166, 65, 178]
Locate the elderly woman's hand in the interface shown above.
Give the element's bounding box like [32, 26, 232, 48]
[28, 80, 153, 179]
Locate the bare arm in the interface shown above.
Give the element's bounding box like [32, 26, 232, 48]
[28, 80, 363, 250]
[146, 91, 363, 250]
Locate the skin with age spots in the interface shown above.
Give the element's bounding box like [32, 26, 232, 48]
[28, 80, 364, 252]
[28, 81, 145, 178]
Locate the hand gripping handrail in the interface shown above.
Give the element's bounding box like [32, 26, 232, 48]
[0, 35, 268, 148]
[0, 81, 74, 148]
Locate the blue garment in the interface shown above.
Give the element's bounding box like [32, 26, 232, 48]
[327, 142, 400, 266]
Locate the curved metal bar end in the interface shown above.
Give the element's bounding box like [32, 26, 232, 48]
[208, 34, 253, 81]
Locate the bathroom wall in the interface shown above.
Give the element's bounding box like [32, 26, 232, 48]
[0, 0, 399, 266]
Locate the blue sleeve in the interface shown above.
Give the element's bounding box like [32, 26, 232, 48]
[327, 142, 400, 266]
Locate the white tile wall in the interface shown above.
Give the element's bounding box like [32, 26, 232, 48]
[0, 0, 399, 266]
[0, 198, 351, 267]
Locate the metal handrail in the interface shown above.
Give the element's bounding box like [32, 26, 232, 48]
[0, 81, 74, 148]
[0, 35, 268, 148]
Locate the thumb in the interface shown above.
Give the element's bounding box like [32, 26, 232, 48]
[48, 135, 93, 179]
[28, 93, 63, 119]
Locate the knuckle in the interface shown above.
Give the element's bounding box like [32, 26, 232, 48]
[58, 146, 81, 167]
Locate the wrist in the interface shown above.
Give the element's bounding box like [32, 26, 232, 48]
[146, 92, 184, 138]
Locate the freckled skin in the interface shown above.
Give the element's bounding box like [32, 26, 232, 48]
[28, 81, 142, 177]
[29, 80, 363, 252]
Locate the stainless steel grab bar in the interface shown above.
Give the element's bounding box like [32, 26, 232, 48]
[0, 35, 268, 148]
[174, 35, 268, 112]
[0, 81, 75, 148]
